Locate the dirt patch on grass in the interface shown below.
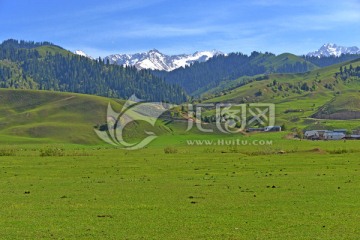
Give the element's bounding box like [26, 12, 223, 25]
[283, 133, 295, 139]
[308, 148, 326, 154]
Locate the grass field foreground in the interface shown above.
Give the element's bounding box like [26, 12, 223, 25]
[0, 137, 359, 239]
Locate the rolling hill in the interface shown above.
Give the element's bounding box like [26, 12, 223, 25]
[201, 58, 360, 131]
[0, 89, 121, 144]
[0, 89, 174, 144]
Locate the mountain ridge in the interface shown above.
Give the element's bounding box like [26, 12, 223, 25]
[103, 49, 224, 71]
[307, 43, 360, 57]
[74, 43, 360, 71]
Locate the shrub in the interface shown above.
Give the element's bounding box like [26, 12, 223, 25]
[328, 148, 353, 154]
[40, 148, 65, 157]
[164, 146, 178, 154]
[0, 149, 16, 156]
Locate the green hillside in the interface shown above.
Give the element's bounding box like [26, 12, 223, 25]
[202, 58, 360, 130]
[0, 89, 177, 145]
[0, 89, 122, 144]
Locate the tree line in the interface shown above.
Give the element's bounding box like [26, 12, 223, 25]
[303, 54, 360, 68]
[335, 64, 360, 81]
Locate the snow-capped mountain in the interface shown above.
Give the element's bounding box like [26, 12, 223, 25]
[104, 49, 224, 71]
[74, 50, 93, 59]
[307, 43, 360, 57]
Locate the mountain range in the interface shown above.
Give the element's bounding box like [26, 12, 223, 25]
[74, 43, 360, 71]
[103, 49, 224, 71]
[307, 43, 360, 57]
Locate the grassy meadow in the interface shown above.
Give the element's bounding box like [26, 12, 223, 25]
[1, 132, 360, 239]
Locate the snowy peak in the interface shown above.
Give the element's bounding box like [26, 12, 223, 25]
[104, 49, 224, 71]
[74, 50, 93, 59]
[307, 43, 360, 57]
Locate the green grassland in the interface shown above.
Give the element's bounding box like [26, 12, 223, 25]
[0, 137, 359, 239]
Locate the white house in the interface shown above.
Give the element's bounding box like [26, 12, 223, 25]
[304, 130, 320, 139]
[323, 132, 345, 140]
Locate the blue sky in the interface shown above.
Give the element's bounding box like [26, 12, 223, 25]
[1, 0, 359, 57]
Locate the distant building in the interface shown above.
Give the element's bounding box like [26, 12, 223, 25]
[304, 130, 320, 139]
[304, 129, 359, 140]
[264, 126, 282, 132]
[304, 130, 346, 140]
[323, 131, 345, 140]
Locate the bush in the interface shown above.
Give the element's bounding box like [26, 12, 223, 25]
[164, 146, 178, 154]
[40, 148, 65, 157]
[328, 148, 353, 154]
[0, 149, 16, 156]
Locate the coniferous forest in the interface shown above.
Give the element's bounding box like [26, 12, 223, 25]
[0, 39, 187, 103]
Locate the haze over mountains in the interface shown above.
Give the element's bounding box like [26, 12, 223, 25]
[75, 43, 360, 71]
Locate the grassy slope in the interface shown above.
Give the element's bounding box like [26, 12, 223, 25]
[0, 89, 176, 145]
[0, 89, 126, 144]
[203, 58, 360, 130]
